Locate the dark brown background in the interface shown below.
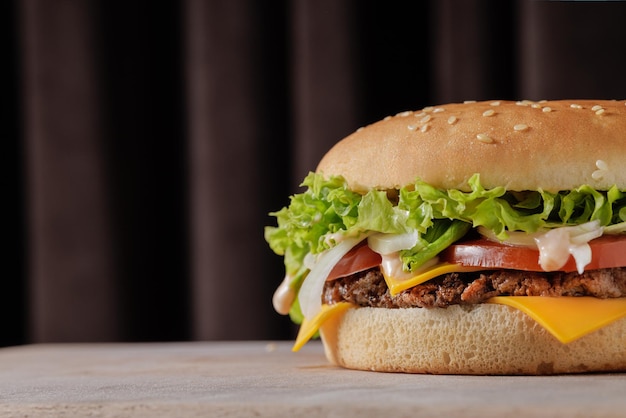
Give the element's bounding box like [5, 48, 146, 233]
[4, 0, 626, 346]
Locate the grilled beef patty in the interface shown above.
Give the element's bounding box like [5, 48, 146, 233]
[322, 267, 626, 309]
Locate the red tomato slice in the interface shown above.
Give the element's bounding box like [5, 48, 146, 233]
[326, 242, 382, 281]
[326, 235, 626, 282]
[439, 234, 626, 272]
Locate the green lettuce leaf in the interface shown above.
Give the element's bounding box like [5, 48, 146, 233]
[401, 219, 471, 271]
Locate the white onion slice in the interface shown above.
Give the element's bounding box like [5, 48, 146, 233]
[569, 221, 604, 244]
[477, 226, 539, 247]
[604, 221, 626, 234]
[569, 244, 592, 275]
[303, 252, 317, 270]
[299, 236, 363, 320]
[367, 230, 419, 255]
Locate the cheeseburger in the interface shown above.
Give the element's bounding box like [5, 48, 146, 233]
[265, 99, 626, 375]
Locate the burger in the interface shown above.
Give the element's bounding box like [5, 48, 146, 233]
[264, 99, 626, 375]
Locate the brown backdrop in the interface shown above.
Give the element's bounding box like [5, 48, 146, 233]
[4, 0, 626, 345]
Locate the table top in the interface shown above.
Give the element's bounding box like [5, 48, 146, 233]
[1, 341, 626, 417]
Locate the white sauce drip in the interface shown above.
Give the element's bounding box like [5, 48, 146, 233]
[272, 274, 295, 315]
[379, 253, 440, 281]
[368, 231, 421, 281]
[368, 229, 440, 282]
[534, 221, 603, 274]
[380, 252, 414, 280]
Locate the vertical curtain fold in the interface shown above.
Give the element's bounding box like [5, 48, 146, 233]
[290, 0, 362, 185]
[432, 0, 518, 103]
[20, 0, 120, 342]
[3, 0, 26, 347]
[518, 1, 626, 100]
[185, 0, 291, 340]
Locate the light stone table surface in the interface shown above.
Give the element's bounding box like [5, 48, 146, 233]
[0, 341, 625, 417]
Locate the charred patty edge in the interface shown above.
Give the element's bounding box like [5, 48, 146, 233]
[322, 267, 626, 309]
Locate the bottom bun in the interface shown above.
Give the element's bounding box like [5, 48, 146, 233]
[319, 304, 626, 375]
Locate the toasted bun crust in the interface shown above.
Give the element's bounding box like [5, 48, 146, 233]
[319, 305, 626, 375]
[316, 100, 626, 193]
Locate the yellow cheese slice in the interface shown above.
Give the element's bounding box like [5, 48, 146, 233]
[487, 296, 626, 343]
[383, 262, 484, 296]
[292, 302, 354, 352]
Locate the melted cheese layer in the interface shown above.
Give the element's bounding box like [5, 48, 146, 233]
[488, 296, 626, 343]
[382, 262, 485, 295]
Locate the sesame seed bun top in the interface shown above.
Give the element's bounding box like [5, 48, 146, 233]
[316, 100, 626, 193]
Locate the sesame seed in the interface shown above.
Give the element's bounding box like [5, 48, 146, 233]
[592, 105, 603, 111]
[596, 159, 609, 171]
[542, 107, 552, 113]
[482, 109, 495, 117]
[490, 101, 501, 106]
[433, 107, 445, 113]
[414, 112, 426, 118]
[592, 170, 605, 181]
[570, 104, 583, 109]
[514, 124, 528, 131]
[421, 124, 430, 133]
[596, 109, 606, 115]
[464, 100, 476, 104]
[531, 103, 542, 109]
[423, 106, 434, 112]
[407, 124, 418, 131]
[420, 115, 432, 123]
[447, 116, 458, 125]
[516, 101, 527, 106]
[476, 133, 493, 143]
[384, 116, 392, 121]
[397, 110, 412, 117]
